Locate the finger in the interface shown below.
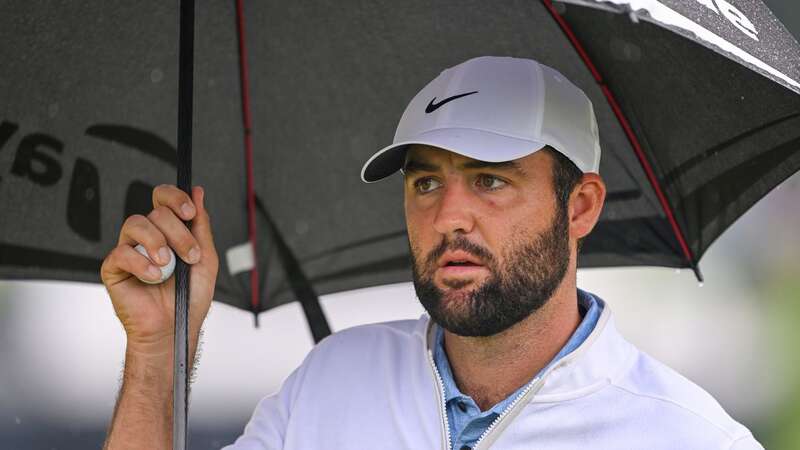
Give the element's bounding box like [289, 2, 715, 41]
[117, 214, 170, 266]
[190, 186, 216, 258]
[152, 184, 196, 222]
[148, 205, 201, 264]
[102, 244, 163, 285]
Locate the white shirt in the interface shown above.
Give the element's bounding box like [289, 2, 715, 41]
[223, 298, 762, 449]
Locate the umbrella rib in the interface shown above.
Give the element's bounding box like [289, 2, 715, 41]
[661, 112, 800, 187]
[235, 0, 261, 322]
[300, 230, 408, 263]
[255, 196, 333, 342]
[540, 0, 701, 281]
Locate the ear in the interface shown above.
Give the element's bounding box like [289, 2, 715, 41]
[568, 173, 606, 241]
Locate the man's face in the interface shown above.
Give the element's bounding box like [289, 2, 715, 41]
[404, 145, 571, 337]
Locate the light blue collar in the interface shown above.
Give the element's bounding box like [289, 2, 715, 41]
[433, 289, 603, 410]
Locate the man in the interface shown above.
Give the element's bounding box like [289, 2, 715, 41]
[101, 56, 762, 449]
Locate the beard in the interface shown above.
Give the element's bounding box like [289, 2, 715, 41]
[410, 208, 570, 337]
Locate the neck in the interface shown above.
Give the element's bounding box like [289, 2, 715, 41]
[441, 272, 581, 411]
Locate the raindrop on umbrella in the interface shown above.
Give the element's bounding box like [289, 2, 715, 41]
[150, 68, 164, 83]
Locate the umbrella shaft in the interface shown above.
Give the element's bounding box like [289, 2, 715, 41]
[174, 0, 194, 448]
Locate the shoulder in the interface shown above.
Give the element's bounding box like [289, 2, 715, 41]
[324, 316, 426, 343]
[562, 296, 762, 449]
[297, 315, 430, 381]
[610, 347, 761, 448]
[275, 315, 435, 421]
[313, 316, 427, 356]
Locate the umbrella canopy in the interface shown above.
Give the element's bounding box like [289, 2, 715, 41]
[2, 0, 799, 331]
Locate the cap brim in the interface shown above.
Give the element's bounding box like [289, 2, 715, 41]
[360, 128, 548, 183]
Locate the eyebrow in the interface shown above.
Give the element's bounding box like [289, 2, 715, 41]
[402, 159, 439, 174]
[403, 157, 525, 173]
[459, 160, 525, 174]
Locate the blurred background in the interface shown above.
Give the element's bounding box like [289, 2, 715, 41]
[2, 2, 799, 449]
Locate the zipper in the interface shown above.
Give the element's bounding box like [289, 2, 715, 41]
[471, 374, 543, 450]
[435, 303, 610, 449]
[428, 346, 573, 450]
[472, 349, 584, 450]
[427, 349, 453, 450]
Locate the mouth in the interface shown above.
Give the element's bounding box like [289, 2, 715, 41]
[436, 251, 488, 278]
[445, 261, 480, 267]
[438, 250, 483, 267]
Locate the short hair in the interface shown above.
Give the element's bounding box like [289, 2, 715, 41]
[544, 146, 585, 251]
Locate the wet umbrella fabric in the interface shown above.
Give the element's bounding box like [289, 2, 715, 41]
[2, 0, 800, 338]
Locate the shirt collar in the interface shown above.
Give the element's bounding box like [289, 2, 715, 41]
[431, 289, 603, 406]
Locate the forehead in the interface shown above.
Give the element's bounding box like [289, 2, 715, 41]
[403, 144, 550, 176]
[405, 145, 466, 165]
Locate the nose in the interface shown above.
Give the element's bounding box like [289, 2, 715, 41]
[432, 180, 477, 236]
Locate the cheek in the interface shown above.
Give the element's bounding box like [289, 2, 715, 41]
[481, 207, 543, 256]
[474, 197, 519, 234]
[479, 219, 515, 260]
[405, 208, 425, 253]
[406, 226, 420, 255]
[406, 208, 442, 264]
[514, 189, 557, 229]
[405, 198, 433, 231]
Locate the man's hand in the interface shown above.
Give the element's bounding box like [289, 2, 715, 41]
[102, 184, 218, 353]
[101, 184, 218, 450]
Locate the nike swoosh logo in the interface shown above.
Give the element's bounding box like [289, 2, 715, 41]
[425, 91, 479, 113]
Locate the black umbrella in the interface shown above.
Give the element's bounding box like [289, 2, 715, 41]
[3, 0, 799, 330]
[2, 1, 800, 444]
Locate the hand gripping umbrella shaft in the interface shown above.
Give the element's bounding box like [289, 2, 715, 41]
[174, 0, 194, 448]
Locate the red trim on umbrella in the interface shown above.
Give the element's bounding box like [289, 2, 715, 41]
[235, 0, 261, 322]
[540, 0, 697, 270]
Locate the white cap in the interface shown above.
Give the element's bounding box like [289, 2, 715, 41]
[361, 56, 601, 182]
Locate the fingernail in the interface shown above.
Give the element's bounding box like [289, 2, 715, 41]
[147, 265, 162, 280]
[181, 202, 195, 218]
[187, 246, 200, 263]
[158, 247, 171, 265]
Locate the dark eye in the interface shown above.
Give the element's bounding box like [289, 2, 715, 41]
[414, 177, 442, 194]
[477, 174, 506, 190]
